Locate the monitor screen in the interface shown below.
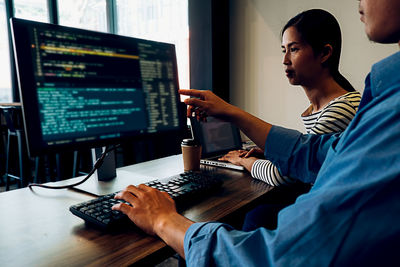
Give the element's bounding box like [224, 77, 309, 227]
[11, 18, 185, 157]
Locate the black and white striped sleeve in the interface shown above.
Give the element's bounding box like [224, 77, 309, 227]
[251, 159, 296, 186]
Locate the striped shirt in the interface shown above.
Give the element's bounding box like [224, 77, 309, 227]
[251, 91, 361, 186]
[301, 91, 362, 134]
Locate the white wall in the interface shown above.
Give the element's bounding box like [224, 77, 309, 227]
[229, 0, 398, 132]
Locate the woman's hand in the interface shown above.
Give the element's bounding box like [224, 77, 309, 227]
[219, 150, 247, 165]
[179, 89, 236, 120]
[219, 150, 258, 172]
[243, 147, 265, 158]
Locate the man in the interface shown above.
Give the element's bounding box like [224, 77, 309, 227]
[113, 0, 400, 265]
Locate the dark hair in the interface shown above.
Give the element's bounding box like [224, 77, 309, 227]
[282, 9, 355, 92]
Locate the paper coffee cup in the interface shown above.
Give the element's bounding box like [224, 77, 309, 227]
[181, 139, 202, 171]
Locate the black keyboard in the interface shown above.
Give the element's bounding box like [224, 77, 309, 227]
[70, 171, 223, 230]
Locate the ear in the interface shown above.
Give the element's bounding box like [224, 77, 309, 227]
[320, 44, 333, 64]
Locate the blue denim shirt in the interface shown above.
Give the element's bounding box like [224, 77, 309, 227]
[184, 51, 400, 266]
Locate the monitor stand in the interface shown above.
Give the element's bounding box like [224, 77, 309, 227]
[92, 147, 117, 181]
[71, 146, 121, 196]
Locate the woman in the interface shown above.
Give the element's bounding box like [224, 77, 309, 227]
[217, 9, 361, 187]
[181, 9, 361, 230]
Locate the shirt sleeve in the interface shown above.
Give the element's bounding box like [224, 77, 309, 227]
[184, 222, 276, 266]
[264, 125, 339, 184]
[250, 159, 296, 186]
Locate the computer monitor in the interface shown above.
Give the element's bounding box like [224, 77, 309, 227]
[10, 18, 186, 159]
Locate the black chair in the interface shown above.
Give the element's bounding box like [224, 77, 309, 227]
[0, 105, 32, 190]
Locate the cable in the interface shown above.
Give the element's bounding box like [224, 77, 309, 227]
[28, 145, 120, 190]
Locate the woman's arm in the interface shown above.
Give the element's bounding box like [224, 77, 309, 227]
[179, 89, 272, 150]
[251, 159, 296, 186]
[220, 150, 296, 186]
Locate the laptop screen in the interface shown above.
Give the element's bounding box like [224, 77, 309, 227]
[190, 117, 243, 157]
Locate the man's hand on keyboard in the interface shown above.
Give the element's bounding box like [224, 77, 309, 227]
[112, 184, 194, 258]
[112, 184, 176, 235]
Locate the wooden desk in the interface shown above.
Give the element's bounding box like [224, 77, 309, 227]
[0, 155, 272, 266]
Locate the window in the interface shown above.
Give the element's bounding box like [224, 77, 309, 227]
[58, 0, 107, 32]
[0, 0, 11, 102]
[116, 0, 190, 89]
[14, 0, 48, 23]
[2, 0, 189, 102]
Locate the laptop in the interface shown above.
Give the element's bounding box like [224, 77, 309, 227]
[190, 117, 245, 171]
